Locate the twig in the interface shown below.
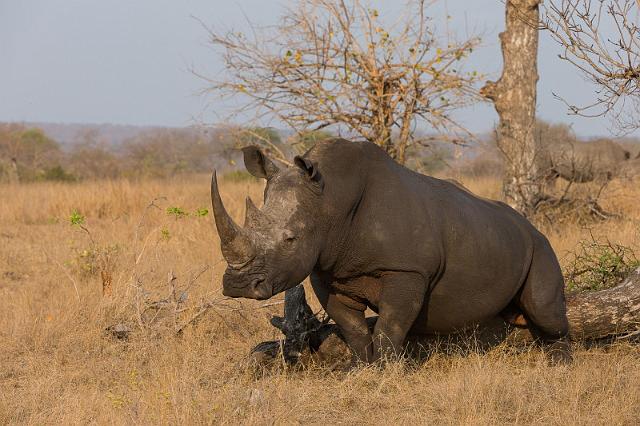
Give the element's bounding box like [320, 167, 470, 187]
[616, 328, 640, 339]
[258, 300, 285, 309]
[41, 248, 80, 302]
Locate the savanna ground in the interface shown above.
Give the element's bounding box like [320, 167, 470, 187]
[1, 172, 639, 424]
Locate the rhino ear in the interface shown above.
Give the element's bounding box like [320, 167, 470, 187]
[242, 146, 279, 179]
[294, 155, 324, 191]
[294, 156, 317, 179]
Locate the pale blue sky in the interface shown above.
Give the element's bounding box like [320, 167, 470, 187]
[0, 0, 628, 136]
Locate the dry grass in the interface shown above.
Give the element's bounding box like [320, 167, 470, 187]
[1, 174, 639, 424]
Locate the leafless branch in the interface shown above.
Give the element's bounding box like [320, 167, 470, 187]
[541, 0, 640, 133]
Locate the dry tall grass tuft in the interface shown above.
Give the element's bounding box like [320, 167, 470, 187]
[1, 174, 639, 424]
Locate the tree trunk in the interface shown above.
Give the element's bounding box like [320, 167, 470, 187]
[268, 284, 324, 362]
[1, 158, 19, 184]
[481, 0, 542, 217]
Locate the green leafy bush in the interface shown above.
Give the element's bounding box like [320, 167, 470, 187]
[39, 165, 77, 182]
[564, 236, 639, 293]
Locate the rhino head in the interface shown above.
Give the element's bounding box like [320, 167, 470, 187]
[211, 146, 325, 300]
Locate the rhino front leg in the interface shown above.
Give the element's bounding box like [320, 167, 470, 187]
[326, 293, 373, 363]
[372, 272, 426, 362]
[310, 273, 373, 363]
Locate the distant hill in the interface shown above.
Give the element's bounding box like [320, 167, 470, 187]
[17, 122, 168, 148]
[8, 122, 296, 152]
[10, 120, 637, 160]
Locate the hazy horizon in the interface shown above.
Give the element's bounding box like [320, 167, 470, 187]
[1, 0, 634, 138]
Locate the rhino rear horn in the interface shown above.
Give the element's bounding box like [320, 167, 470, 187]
[244, 196, 264, 227]
[210, 172, 255, 265]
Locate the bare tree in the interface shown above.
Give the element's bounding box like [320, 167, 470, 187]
[542, 0, 640, 133]
[201, 0, 482, 165]
[481, 0, 542, 217]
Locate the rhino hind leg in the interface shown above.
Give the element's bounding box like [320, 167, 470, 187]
[517, 239, 573, 364]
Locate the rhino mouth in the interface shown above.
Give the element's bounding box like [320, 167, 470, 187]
[222, 272, 273, 300]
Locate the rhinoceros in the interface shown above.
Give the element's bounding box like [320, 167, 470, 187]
[211, 139, 571, 364]
[539, 138, 631, 183]
[619, 154, 640, 179]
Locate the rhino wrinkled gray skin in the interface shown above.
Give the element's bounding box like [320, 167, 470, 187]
[211, 139, 572, 364]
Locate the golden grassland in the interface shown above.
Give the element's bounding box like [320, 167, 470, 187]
[1, 173, 639, 424]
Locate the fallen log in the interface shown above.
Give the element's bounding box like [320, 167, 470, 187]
[252, 267, 640, 366]
[566, 266, 640, 340]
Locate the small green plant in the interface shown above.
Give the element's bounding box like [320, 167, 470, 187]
[166, 206, 187, 219]
[69, 209, 94, 243]
[564, 236, 639, 293]
[160, 227, 171, 241]
[70, 210, 85, 226]
[68, 209, 119, 297]
[194, 207, 209, 217]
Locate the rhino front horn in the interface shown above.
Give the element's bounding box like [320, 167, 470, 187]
[210, 172, 255, 265]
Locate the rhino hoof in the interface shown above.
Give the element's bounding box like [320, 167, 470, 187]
[546, 340, 573, 365]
